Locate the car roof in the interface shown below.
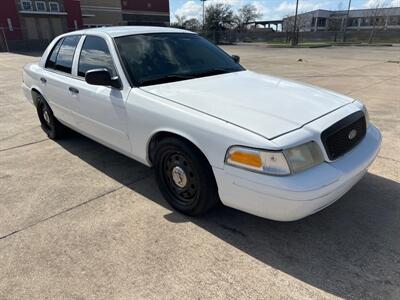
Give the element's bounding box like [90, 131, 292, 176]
[69, 26, 195, 38]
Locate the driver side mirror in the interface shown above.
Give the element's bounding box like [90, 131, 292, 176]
[232, 55, 240, 64]
[85, 68, 122, 89]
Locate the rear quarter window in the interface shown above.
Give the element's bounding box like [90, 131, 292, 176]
[45, 38, 63, 69]
[46, 35, 81, 74]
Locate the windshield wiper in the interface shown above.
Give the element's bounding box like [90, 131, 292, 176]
[138, 68, 239, 87]
[139, 74, 194, 86]
[190, 68, 238, 78]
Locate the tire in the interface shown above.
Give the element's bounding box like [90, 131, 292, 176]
[154, 137, 219, 216]
[36, 95, 65, 140]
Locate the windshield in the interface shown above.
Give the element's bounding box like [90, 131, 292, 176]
[114, 33, 244, 87]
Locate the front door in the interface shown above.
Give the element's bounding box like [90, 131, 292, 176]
[72, 35, 131, 154]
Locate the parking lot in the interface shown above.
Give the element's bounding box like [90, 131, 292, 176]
[0, 45, 399, 299]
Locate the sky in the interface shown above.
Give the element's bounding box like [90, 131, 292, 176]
[170, 0, 400, 22]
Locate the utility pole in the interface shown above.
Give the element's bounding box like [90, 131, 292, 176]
[291, 0, 299, 46]
[200, 0, 207, 30]
[343, 0, 352, 42]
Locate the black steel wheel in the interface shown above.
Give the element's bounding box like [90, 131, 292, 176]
[36, 96, 65, 139]
[154, 137, 219, 216]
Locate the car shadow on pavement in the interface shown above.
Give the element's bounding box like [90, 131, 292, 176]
[56, 132, 400, 299]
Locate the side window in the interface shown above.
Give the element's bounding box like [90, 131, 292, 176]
[45, 38, 63, 69]
[78, 36, 116, 77]
[54, 35, 81, 74]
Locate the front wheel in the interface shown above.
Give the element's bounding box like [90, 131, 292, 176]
[154, 138, 219, 216]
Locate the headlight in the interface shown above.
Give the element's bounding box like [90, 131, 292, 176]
[362, 105, 370, 127]
[284, 142, 324, 173]
[225, 142, 324, 176]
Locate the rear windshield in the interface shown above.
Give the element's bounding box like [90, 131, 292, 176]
[114, 33, 244, 86]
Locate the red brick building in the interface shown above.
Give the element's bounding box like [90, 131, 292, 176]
[1, 0, 82, 39]
[1, 0, 170, 51]
[121, 0, 170, 26]
[80, 0, 170, 28]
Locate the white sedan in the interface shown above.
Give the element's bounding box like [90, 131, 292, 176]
[22, 26, 381, 221]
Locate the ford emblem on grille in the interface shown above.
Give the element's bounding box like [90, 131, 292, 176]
[348, 129, 357, 140]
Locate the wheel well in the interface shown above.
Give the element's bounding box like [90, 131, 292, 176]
[148, 131, 208, 166]
[31, 88, 42, 107]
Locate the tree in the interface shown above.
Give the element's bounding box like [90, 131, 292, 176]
[367, 1, 389, 44]
[204, 3, 235, 43]
[204, 3, 235, 31]
[235, 4, 261, 32]
[171, 15, 187, 28]
[328, 17, 343, 42]
[328, 2, 348, 42]
[171, 16, 201, 31]
[183, 18, 202, 31]
[283, 13, 307, 44]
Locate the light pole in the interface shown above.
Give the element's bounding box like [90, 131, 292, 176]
[343, 0, 352, 42]
[291, 0, 299, 46]
[200, 0, 207, 30]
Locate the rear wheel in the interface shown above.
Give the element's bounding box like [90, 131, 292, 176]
[36, 96, 65, 139]
[154, 137, 219, 216]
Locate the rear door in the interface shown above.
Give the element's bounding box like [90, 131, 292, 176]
[70, 35, 131, 154]
[41, 35, 82, 126]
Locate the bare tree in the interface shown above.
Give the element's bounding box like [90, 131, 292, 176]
[367, 1, 389, 44]
[328, 18, 343, 42]
[235, 4, 262, 32]
[171, 15, 187, 28]
[283, 13, 307, 44]
[328, 2, 348, 42]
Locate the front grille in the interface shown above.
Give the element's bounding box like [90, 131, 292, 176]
[321, 111, 366, 160]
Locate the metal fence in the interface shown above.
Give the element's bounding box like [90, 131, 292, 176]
[199, 29, 400, 44]
[2, 26, 400, 52]
[0, 26, 78, 52]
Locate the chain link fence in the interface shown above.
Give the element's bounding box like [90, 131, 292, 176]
[2, 26, 400, 53]
[0, 25, 78, 53]
[198, 29, 400, 45]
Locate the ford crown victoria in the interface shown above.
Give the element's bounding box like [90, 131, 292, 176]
[22, 27, 381, 221]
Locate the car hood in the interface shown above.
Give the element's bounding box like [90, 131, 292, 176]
[140, 70, 353, 139]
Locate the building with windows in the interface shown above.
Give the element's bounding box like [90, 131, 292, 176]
[80, 0, 123, 28]
[0, 0, 82, 50]
[283, 7, 400, 32]
[0, 0, 170, 51]
[121, 0, 170, 26]
[80, 0, 170, 27]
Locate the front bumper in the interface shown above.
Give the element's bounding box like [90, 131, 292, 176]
[213, 125, 382, 221]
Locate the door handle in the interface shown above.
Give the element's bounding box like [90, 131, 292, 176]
[40, 77, 47, 84]
[69, 87, 79, 94]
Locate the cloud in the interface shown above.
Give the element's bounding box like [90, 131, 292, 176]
[276, 1, 326, 14]
[174, 1, 202, 20]
[364, 0, 400, 7]
[251, 1, 270, 16]
[207, 0, 244, 5]
[173, 0, 246, 21]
